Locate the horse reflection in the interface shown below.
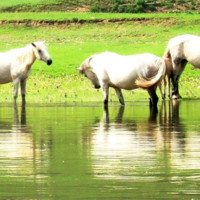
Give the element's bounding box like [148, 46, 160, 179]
[97, 101, 184, 142]
[0, 104, 33, 172]
[102, 106, 125, 132]
[101, 106, 160, 136]
[91, 101, 185, 180]
[159, 100, 186, 151]
[13, 104, 26, 128]
[91, 106, 161, 180]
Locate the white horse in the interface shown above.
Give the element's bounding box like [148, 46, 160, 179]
[0, 41, 52, 104]
[77, 52, 166, 107]
[163, 34, 200, 99]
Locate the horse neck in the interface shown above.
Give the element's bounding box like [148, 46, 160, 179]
[23, 46, 37, 66]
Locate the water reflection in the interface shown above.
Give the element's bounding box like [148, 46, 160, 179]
[13, 104, 27, 129]
[0, 104, 53, 199]
[0, 105, 33, 174]
[159, 100, 186, 151]
[91, 100, 200, 181]
[0, 101, 199, 199]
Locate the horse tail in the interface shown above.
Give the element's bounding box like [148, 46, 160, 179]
[163, 44, 171, 59]
[163, 42, 173, 77]
[135, 58, 166, 89]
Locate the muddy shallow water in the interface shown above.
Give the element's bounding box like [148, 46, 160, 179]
[0, 100, 200, 199]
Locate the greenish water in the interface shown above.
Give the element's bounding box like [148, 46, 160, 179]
[0, 100, 200, 199]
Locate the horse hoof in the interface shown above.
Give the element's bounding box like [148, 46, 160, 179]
[172, 96, 178, 100]
[172, 94, 182, 99]
[104, 99, 108, 105]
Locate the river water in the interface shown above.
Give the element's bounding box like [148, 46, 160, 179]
[0, 100, 200, 199]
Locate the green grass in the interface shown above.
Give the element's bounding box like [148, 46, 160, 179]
[0, 13, 200, 103]
[0, 0, 57, 7]
[0, 12, 198, 21]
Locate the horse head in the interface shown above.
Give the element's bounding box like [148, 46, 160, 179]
[32, 41, 52, 65]
[77, 55, 100, 89]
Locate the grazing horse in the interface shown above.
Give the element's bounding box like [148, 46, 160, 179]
[0, 41, 52, 104]
[77, 52, 166, 107]
[163, 34, 200, 99]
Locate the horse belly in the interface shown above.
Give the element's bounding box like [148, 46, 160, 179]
[0, 67, 12, 84]
[117, 82, 138, 90]
[185, 42, 200, 68]
[188, 58, 200, 68]
[110, 74, 138, 90]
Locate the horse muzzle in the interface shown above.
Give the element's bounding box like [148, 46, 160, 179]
[47, 59, 53, 66]
[94, 85, 101, 89]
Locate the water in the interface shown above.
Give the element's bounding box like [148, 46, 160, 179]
[0, 100, 200, 199]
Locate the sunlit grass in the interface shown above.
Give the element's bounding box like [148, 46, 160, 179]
[0, 12, 199, 21]
[0, 0, 57, 7]
[0, 73, 200, 104]
[0, 73, 151, 104]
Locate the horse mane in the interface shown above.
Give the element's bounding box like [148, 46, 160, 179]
[16, 44, 36, 70]
[135, 59, 166, 89]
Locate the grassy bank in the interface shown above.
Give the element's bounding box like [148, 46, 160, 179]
[2, 74, 200, 104]
[0, 13, 200, 103]
[0, 12, 199, 21]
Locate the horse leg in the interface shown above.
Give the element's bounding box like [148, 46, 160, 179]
[147, 87, 158, 108]
[20, 79, 27, 105]
[171, 58, 187, 99]
[114, 88, 125, 106]
[13, 78, 20, 104]
[102, 83, 109, 105]
[159, 76, 166, 100]
[163, 76, 167, 99]
[158, 80, 165, 100]
[171, 72, 180, 99]
[167, 75, 171, 98]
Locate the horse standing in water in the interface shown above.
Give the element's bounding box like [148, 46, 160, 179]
[163, 34, 200, 99]
[78, 52, 166, 107]
[0, 41, 52, 104]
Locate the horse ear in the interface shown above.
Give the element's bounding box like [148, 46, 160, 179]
[76, 67, 83, 74]
[88, 56, 94, 66]
[88, 56, 93, 62]
[32, 43, 36, 48]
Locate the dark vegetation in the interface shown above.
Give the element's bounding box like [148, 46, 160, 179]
[0, 0, 199, 13]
